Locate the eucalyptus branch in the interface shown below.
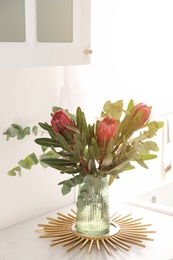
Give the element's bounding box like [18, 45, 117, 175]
[3, 101, 164, 204]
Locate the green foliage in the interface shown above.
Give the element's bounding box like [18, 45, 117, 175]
[102, 99, 124, 119]
[3, 124, 38, 140]
[18, 153, 38, 169]
[4, 101, 164, 208]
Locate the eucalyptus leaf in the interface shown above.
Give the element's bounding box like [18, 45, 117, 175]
[18, 153, 38, 169]
[24, 127, 30, 135]
[7, 169, 17, 176]
[76, 197, 87, 208]
[52, 106, 62, 113]
[3, 127, 16, 140]
[61, 184, 71, 195]
[7, 166, 21, 177]
[11, 124, 26, 140]
[84, 175, 95, 185]
[144, 141, 159, 152]
[32, 126, 38, 135]
[103, 100, 123, 120]
[80, 183, 90, 192]
[18, 159, 31, 169]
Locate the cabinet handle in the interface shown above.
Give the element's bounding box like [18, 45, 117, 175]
[83, 49, 93, 55]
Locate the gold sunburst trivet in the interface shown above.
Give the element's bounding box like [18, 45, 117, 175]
[35, 209, 155, 255]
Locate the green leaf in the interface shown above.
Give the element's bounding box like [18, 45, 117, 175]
[62, 130, 74, 143]
[126, 99, 134, 111]
[88, 144, 96, 160]
[103, 100, 124, 119]
[57, 133, 73, 152]
[65, 125, 80, 134]
[41, 158, 77, 167]
[125, 150, 141, 160]
[38, 122, 56, 140]
[104, 159, 131, 174]
[4, 124, 38, 140]
[18, 153, 38, 169]
[62, 184, 71, 195]
[80, 183, 90, 192]
[108, 175, 115, 186]
[38, 122, 53, 132]
[76, 107, 83, 132]
[52, 106, 62, 113]
[74, 141, 83, 160]
[7, 166, 21, 177]
[39, 151, 59, 168]
[74, 133, 82, 143]
[136, 159, 148, 169]
[77, 183, 91, 208]
[76, 196, 87, 208]
[76, 107, 88, 139]
[140, 154, 157, 160]
[91, 138, 99, 158]
[144, 141, 159, 152]
[102, 152, 113, 166]
[24, 127, 30, 135]
[11, 124, 25, 140]
[107, 138, 115, 153]
[3, 127, 16, 140]
[58, 175, 83, 186]
[60, 175, 84, 196]
[35, 137, 60, 147]
[88, 159, 96, 173]
[32, 126, 38, 135]
[18, 159, 31, 169]
[83, 175, 95, 185]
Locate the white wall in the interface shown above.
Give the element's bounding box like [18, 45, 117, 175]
[0, 67, 75, 229]
[72, 0, 173, 204]
[78, 0, 173, 116]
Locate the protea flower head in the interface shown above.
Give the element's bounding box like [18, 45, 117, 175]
[51, 110, 75, 135]
[96, 116, 118, 148]
[133, 103, 151, 128]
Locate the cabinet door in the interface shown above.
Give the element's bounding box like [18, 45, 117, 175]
[0, 0, 91, 68]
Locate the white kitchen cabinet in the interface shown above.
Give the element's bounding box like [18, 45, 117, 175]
[0, 0, 91, 68]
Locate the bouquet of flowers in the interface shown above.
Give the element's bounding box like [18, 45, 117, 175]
[4, 99, 163, 207]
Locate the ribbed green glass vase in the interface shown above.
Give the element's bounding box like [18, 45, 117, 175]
[76, 176, 110, 236]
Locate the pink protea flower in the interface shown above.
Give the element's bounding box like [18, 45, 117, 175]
[133, 103, 151, 128]
[51, 110, 75, 135]
[96, 116, 118, 148]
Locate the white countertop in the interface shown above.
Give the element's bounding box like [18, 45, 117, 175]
[0, 202, 173, 260]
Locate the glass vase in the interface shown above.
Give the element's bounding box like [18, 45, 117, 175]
[76, 176, 110, 236]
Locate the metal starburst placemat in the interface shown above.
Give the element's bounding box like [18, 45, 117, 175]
[35, 209, 155, 255]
